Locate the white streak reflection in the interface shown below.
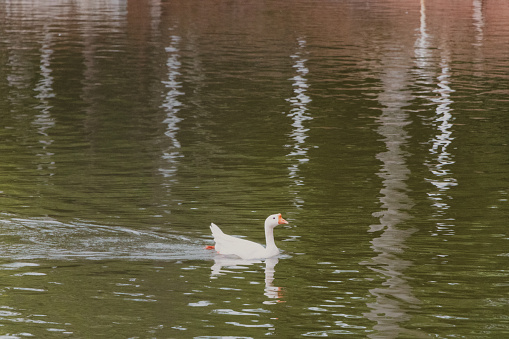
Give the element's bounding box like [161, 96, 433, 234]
[414, 0, 433, 82]
[33, 24, 56, 175]
[472, 0, 485, 48]
[426, 57, 457, 234]
[414, 0, 457, 235]
[471, 0, 485, 75]
[428, 62, 455, 183]
[160, 34, 184, 181]
[286, 38, 312, 209]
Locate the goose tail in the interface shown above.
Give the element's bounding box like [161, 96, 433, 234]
[210, 223, 224, 237]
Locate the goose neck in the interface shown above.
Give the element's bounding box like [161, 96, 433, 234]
[264, 225, 277, 250]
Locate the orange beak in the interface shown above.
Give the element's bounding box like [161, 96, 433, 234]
[278, 214, 289, 225]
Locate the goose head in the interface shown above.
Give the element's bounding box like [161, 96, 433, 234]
[265, 213, 288, 229]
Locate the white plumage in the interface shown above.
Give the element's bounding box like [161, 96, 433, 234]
[209, 213, 288, 260]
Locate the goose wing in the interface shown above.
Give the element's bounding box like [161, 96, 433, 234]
[210, 223, 266, 259]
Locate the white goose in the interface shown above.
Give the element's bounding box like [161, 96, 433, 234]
[208, 213, 288, 260]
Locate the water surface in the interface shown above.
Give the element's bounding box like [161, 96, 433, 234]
[1, 0, 508, 337]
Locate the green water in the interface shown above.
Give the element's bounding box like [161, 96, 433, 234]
[1, 0, 508, 337]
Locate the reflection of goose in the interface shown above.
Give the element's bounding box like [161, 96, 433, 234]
[208, 214, 288, 259]
[263, 257, 284, 303]
[210, 257, 284, 303]
[210, 257, 261, 276]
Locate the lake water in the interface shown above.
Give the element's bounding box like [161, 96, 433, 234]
[1, 0, 508, 337]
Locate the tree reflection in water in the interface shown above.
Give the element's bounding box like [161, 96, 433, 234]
[286, 37, 312, 210]
[361, 44, 423, 339]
